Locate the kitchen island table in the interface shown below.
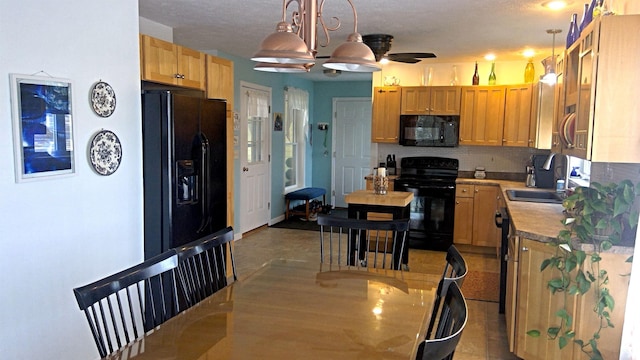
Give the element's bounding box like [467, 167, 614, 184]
[344, 190, 414, 267]
[104, 259, 438, 360]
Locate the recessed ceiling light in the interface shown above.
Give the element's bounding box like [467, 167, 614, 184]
[523, 49, 536, 58]
[542, 1, 567, 11]
[484, 53, 496, 61]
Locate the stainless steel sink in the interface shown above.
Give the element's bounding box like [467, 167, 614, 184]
[506, 189, 564, 204]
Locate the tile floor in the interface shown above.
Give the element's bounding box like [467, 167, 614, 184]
[233, 226, 518, 360]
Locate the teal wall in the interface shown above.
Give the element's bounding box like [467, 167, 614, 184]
[220, 52, 371, 228]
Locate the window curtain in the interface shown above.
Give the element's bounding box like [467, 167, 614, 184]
[247, 89, 269, 118]
[286, 87, 309, 142]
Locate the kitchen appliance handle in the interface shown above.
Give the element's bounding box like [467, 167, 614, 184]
[196, 131, 212, 233]
[396, 182, 455, 191]
[495, 210, 503, 227]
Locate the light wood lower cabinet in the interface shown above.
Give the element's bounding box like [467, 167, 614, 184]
[515, 238, 576, 359]
[512, 238, 631, 360]
[453, 184, 500, 247]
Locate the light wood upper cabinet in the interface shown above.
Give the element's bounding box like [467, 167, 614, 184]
[558, 14, 640, 162]
[459, 86, 506, 146]
[140, 34, 206, 90]
[503, 84, 533, 147]
[206, 55, 234, 106]
[401, 86, 461, 115]
[372, 86, 401, 143]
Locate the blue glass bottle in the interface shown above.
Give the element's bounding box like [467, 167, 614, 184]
[566, 13, 579, 48]
[579, 4, 589, 32]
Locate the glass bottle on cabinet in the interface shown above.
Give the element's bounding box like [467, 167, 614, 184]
[488, 62, 496, 85]
[450, 65, 458, 85]
[524, 59, 535, 83]
[472, 62, 480, 85]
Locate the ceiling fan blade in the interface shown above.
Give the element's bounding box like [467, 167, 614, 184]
[389, 57, 422, 64]
[388, 52, 437, 59]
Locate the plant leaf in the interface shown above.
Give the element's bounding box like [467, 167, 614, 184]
[527, 329, 541, 337]
[541, 258, 552, 271]
[559, 336, 568, 349]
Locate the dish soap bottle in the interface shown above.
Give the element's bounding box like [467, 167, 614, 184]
[524, 58, 535, 83]
[488, 62, 496, 85]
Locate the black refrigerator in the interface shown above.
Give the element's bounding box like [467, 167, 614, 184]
[142, 91, 227, 259]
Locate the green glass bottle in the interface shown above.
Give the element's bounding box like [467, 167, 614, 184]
[524, 59, 535, 83]
[488, 62, 497, 85]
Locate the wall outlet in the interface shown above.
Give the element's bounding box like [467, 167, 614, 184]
[317, 123, 329, 130]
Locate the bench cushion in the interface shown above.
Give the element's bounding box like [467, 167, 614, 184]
[285, 187, 326, 200]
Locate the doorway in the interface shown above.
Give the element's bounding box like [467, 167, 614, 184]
[240, 82, 271, 233]
[331, 97, 372, 208]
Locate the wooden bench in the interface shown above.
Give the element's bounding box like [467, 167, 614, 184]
[285, 187, 326, 221]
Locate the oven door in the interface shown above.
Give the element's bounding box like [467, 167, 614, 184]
[394, 181, 456, 251]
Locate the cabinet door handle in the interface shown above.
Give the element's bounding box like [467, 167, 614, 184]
[522, 247, 529, 252]
[456, 200, 460, 204]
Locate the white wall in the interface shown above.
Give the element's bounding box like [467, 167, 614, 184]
[0, 1, 142, 359]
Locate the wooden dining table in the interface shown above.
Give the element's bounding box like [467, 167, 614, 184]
[106, 259, 440, 360]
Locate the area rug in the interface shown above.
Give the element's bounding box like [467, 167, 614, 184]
[270, 209, 347, 232]
[460, 270, 500, 303]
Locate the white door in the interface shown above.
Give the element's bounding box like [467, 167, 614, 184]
[240, 83, 271, 233]
[332, 97, 372, 208]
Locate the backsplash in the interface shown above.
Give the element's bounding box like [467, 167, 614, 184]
[590, 162, 640, 184]
[375, 144, 548, 174]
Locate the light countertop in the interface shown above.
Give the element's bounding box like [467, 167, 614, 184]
[456, 177, 633, 254]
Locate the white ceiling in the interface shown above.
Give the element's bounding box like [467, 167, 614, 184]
[138, 0, 585, 81]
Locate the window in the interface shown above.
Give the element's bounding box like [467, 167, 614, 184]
[284, 87, 308, 192]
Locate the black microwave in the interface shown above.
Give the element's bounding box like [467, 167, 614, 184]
[399, 115, 459, 147]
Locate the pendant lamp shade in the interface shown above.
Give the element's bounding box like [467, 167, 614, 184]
[323, 33, 381, 72]
[254, 62, 311, 73]
[251, 21, 316, 64]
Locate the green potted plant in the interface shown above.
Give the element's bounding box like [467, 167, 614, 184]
[528, 180, 638, 360]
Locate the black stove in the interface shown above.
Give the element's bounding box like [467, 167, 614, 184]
[394, 157, 459, 251]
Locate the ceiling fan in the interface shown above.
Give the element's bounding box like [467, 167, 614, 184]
[362, 34, 436, 64]
[316, 33, 436, 69]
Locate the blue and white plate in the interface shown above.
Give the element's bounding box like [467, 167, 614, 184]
[89, 130, 122, 175]
[90, 81, 116, 117]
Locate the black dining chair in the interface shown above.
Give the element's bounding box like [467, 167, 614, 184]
[426, 244, 468, 338]
[416, 281, 468, 360]
[317, 214, 410, 270]
[73, 251, 182, 358]
[174, 226, 237, 307]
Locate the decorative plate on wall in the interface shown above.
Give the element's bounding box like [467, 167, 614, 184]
[90, 81, 116, 117]
[89, 130, 122, 175]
